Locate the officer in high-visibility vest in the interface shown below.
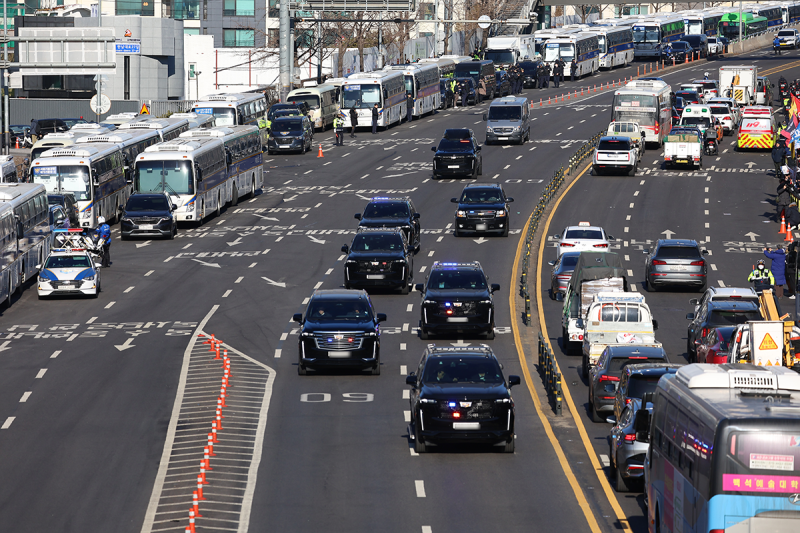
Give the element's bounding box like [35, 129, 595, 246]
[333, 113, 344, 146]
[748, 259, 775, 293]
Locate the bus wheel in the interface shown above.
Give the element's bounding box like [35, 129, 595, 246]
[232, 188, 239, 207]
[250, 179, 256, 199]
[5, 277, 11, 308]
[215, 194, 222, 217]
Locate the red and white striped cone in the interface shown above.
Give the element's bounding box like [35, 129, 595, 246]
[217, 398, 224, 412]
[216, 414, 223, 431]
[539, 98, 542, 106]
[197, 479, 206, 500]
[203, 447, 212, 470]
[188, 510, 197, 533]
[214, 346, 222, 360]
[211, 425, 219, 444]
[207, 434, 216, 456]
[222, 376, 229, 388]
[193, 490, 203, 517]
[202, 333, 215, 345]
[199, 462, 209, 484]
[220, 390, 227, 408]
[216, 408, 224, 419]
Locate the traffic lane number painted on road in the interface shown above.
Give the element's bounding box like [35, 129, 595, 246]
[1, 321, 198, 340]
[177, 227, 524, 238]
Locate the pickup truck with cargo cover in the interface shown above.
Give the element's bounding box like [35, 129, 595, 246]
[664, 130, 703, 169]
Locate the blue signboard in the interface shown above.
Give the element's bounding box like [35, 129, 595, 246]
[115, 42, 141, 55]
[194, 108, 214, 115]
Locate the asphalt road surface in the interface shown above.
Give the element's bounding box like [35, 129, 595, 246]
[0, 44, 797, 533]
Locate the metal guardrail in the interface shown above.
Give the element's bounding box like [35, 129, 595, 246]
[538, 332, 562, 416]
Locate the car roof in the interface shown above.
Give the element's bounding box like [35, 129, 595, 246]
[599, 136, 630, 143]
[430, 261, 483, 271]
[606, 345, 667, 357]
[425, 344, 495, 358]
[443, 128, 473, 140]
[706, 286, 758, 299]
[48, 249, 92, 257]
[355, 227, 405, 235]
[624, 363, 683, 376]
[565, 224, 604, 232]
[311, 288, 369, 300]
[368, 196, 410, 203]
[463, 183, 502, 190]
[657, 239, 699, 247]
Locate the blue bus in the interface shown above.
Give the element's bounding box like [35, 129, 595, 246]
[633, 15, 686, 58]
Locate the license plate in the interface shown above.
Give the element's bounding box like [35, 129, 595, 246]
[279, 145, 290, 149]
[453, 422, 480, 430]
[327, 351, 351, 358]
[448, 165, 460, 169]
[366, 274, 385, 279]
[138, 224, 154, 230]
[447, 317, 469, 323]
[498, 137, 509, 140]
[59, 284, 72, 289]
[671, 266, 687, 271]
[476, 224, 487, 231]
[676, 159, 688, 164]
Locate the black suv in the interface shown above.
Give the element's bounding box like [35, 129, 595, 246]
[120, 192, 178, 240]
[355, 196, 421, 251]
[415, 261, 499, 340]
[48, 193, 79, 227]
[406, 344, 520, 453]
[342, 227, 414, 293]
[293, 289, 386, 375]
[685, 300, 761, 362]
[432, 128, 482, 179]
[613, 363, 683, 421]
[267, 116, 313, 154]
[268, 102, 309, 122]
[452, 183, 514, 237]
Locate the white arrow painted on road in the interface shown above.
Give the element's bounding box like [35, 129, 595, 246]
[227, 237, 243, 247]
[745, 232, 760, 242]
[191, 258, 221, 268]
[308, 235, 326, 244]
[746, 162, 757, 168]
[284, 195, 298, 202]
[356, 194, 371, 201]
[262, 276, 287, 288]
[473, 237, 489, 244]
[253, 214, 280, 221]
[661, 229, 676, 239]
[0, 341, 11, 352]
[135, 241, 151, 249]
[115, 338, 135, 352]
[450, 340, 471, 347]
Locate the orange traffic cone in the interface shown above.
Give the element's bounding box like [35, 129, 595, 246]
[786, 228, 794, 242]
[15, 138, 19, 149]
[317, 145, 324, 158]
[780, 214, 787, 234]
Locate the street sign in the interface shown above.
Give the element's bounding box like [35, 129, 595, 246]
[140, 102, 150, 115]
[90, 93, 111, 115]
[478, 15, 491, 29]
[115, 38, 141, 55]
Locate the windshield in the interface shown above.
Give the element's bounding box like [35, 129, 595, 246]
[656, 246, 701, 259]
[598, 140, 631, 151]
[627, 376, 662, 399]
[422, 356, 504, 384]
[404, 75, 414, 95]
[289, 95, 320, 110]
[710, 106, 730, 115]
[633, 26, 660, 43]
[44, 255, 92, 269]
[544, 43, 575, 62]
[725, 431, 800, 478]
[484, 50, 515, 64]
[681, 116, 712, 128]
[561, 254, 580, 268]
[613, 94, 659, 126]
[126, 196, 170, 211]
[519, 62, 538, 74]
[708, 310, 761, 326]
[31, 146, 56, 161]
[437, 139, 473, 151]
[32, 165, 91, 201]
[741, 118, 772, 131]
[460, 188, 503, 203]
[195, 107, 236, 127]
[565, 229, 603, 239]
[274, 110, 300, 118]
[273, 120, 303, 133]
[342, 84, 382, 109]
[364, 202, 409, 218]
[687, 21, 703, 35]
[427, 270, 487, 290]
[135, 160, 194, 196]
[305, 299, 372, 322]
[778, 30, 795, 37]
[672, 42, 689, 50]
[597, 36, 607, 54]
[454, 66, 481, 82]
[488, 106, 521, 121]
[720, 23, 740, 40]
[351, 234, 404, 252]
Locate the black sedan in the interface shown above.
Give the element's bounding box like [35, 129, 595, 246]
[669, 41, 693, 62]
[120, 192, 177, 240]
[452, 183, 513, 237]
[355, 196, 421, 251]
[432, 128, 482, 179]
[341, 227, 414, 293]
[518, 61, 541, 88]
[495, 71, 511, 97]
[406, 344, 520, 453]
[549, 251, 580, 299]
[674, 90, 701, 107]
[644, 239, 708, 292]
[266, 116, 313, 155]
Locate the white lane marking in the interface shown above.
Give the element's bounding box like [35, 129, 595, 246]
[280, 333, 288, 341]
[705, 198, 709, 203]
[404, 410, 411, 423]
[35, 369, 47, 379]
[428, 250, 435, 257]
[394, 156, 402, 160]
[182, 243, 192, 249]
[633, 191, 639, 196]
[705, 222, 709, 228]
[145, 270, 154, 276]
[1, 417, 14, 429]
[222, 290, 232, 298]
[420, 266, 427, 273]
[325, 268, 334, 275]
[217, 219, 225, 226]
[248, 262, 257, 268]
[401, 365, 408, 375]
[639, 180, 645, 185]
[422, 527, 432, 533]
[360, 174, 369, 179]
[338, 255, 345, 261]
[163, 256, 173, 263]
[315, 203, 323, 208]
[20, 391, 31, 402]
[105, 301, 115, 309]
[624, 227, 629, 233]
[705, 187, 709, 193]
[235, 276, 244, 284]
[67, 334, 78, 342]
[302, 297, 310, 304]
[400, 343, 407, 351]
[407, 304, 413, 312]
[411, 148, 418, 152]
[275, 349, 282, 358]
[376, 166, 384, 170]
[492, 174, 500, 179]
[87, 316, 97, 324]
[301, 214, 308, 219]
[627, 270, 634, 276]
[516, 155, 522, 160]
[403, 390, 410, 399]
[437, 236, 443, 242]
[718, 280, 726, 287]
[446, 223, 452, 229]
[599, 454, 610, 467]
[283, 179, 293, 184]
[415, 480, 426, 497]
[624, 255, 630, 261]
[124, 286, 135, 293]
[403, 323, 409, 332]
[711, 264, 717, 271]
[304, 170, 313, 174]
[323, 162, 331, 166]
[705, 210, 709, 215]
[504, 165, 511, 169]
[626, 215, 631, 221]
[629, 203, 634, 208]
[314, 281, 323, 289]
[50, 350, 61, 359]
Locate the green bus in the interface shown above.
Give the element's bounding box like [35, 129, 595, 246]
[718, 12, 768, 40]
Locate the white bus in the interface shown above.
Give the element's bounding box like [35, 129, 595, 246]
[75, 129, 161, 183]
[118, 117, 191, 142]
[419, 57, 457, 78]
[611, 80, 673, 146]
[543, 32, 600, 78]
[171, 112, 216, 130]
[180, 125, 263, 203]
[388, 63, 441, 117]
[0, 183, 51, 303]
[340, 70, 407, 130]
[632, 15, 686, 58]
[288, 85, 338, 131]
[591, 25, 634, 69]
[135, 138, 228, 223]
[30, 124, 115, 162]
[191, 93, 268, 147]
[31, 144, 128, 228]
[0, 155, 19, 183]
[683, 11, 724, 36]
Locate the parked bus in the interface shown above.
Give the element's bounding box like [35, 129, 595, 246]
[134, 137, 228, 223]
[591, 25, 634, 69]
[781, 1, 800, 24]
[0, 183, 50, 303]
[0, 155, 19, 183]
[180, 125, 263, 203]
[389, 63, 441, 117]
[192, 92, 268, 147]
[76, 129, 161, 183]
[30, 124, 114, 162]
[749, 4, 783, 28]
[118, 117, 191, 142]
[340, 69, 407, 130]
[31, 144, 128, 228]
[684, 11, 724, 36]
[719, 12, 769, 40]
[419, 57, 457, 78]
[542, 32, 600, 78]
[287, 85, 338, 131]
[647, 364, 800, 533]
[171, 112, 217, 130]
[632, 15, 686, 58]
[611, 80, 672, 146]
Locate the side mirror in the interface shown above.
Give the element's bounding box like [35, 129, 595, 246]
[415, 283, 424, 293]
[643, 249, 651, 254]
[35, 264, 41, 270]
[547, 260, 555, 266]
[689, 298, 699, 305]
[354, 213, 362, 220]
[292, 313, 303, 323]
[633, 408, 651, 435]
[508, 375, 521, 388]
[507, 197, 514, 202]
[702, 249, 709, 255]
[686, 313, 695, 320]
[491, 283, 500, 293]
[652, 319, 659, 331]
[376, 313, 387, 323]
[406, 374, 417, 386]
[554, 292, 564, 302]
[413, 213, 420, 219]
[606, 416, 617, 425]
[431, 146, 437, 152]
[551, 235, 561, 240]
[451, 198, 458, 203]
[172, 204, 178, 211]
[607, 235, 615, 241]
[95, 262, 102, 269]
[642, 392, 654, 405]
[482, 113, 487, 121]
[341, 244, 349, 253]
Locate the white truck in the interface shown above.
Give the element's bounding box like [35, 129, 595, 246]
[727, 321, 785, 366]
[719, 65, 758, 106]
[663, 130, 703, 169]
[484, 36, 538, 67]
[581, 292, 660, 377]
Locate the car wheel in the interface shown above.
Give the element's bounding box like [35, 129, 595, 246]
[590, 397, 603, 423]
[232, 188, 239, 207]
[628, 165, 637, 177]
[615, 463, 631, 493]
[419, 326, 429, 340]
[647, 277, 658, 292]
[484, 327, 495, 340]
[167, 226, 175, 240]
[502, 437, 515, 453]
[454, 227, 461, 237]
[485, 139, 492, 146]
[121, 233, 129, 241]
[215, 195, 221, 218]
[414, 419, 427, 453]
[582, 354, 589, 378]
[400, 281, 410, 295]
[371, 358, 381, 375]
[298, 357, 307, 375]
[478, 161, 483, 176]
[502, 224, 509, 237]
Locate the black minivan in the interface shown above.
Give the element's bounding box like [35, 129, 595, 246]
[454, 60, 497, 99]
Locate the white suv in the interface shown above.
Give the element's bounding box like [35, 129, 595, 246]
[778, 29, 800, 49]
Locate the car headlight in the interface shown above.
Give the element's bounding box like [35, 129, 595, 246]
[121, 217, 132, 223]
[496, 210, 506, 217]
[183, 203, 194, 212]
[420, 398, 436, 404]
[423, 299, 435, 304]
[81, 275, 96, 282]
[481, 299, 492, 304]
[457, 210, 466, 217]
[346, 260, 357, 264]
[80, 210, 91, 219]
[487, 127, 494, 133]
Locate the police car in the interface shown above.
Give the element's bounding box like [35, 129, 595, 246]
[552, 222, 613, 257]
[37, 248, 101, 299]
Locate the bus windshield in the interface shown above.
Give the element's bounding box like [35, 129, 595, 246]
[289, 95, 320, 110]
[597, 36, 607, 54]
[404, 75, 414, 95]
[544, 43, 575, 62]
[32, 165, 91, 201]
[613, 94, 659, 126]
[195, 107, 236, 126]
[633, 26, 660, 43]
[342, 84, 382, 109]
[686, 20, 703, 35]
[135, 160, 194, 196]
[484, 50, 515, 64]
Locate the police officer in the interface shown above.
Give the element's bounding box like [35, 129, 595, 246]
[544, 62, 551, 88]
[349, 107, 358, 137]
[553, 58, 564, 88]
[372, 103, 379, 134]
[748, 259, 775, 292]
[460, 81, 468, 107]
[774, 35, 782, 54]
[406, 93, 414, 123]
[570, 59, 578, 82]
[537, 63, 546, 89]
[95, 216, 111, 268]
[333, 112, 344, 146]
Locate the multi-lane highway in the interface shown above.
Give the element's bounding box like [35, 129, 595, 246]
[1, 44, 798, 533]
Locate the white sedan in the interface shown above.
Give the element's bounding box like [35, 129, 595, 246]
[37, 249, 101, 299]
[552, 222, 614, 257]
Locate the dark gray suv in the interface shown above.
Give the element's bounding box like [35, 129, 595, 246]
[120, 192, 177, 240]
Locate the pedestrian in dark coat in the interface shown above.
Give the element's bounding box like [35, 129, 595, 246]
[773, 139, 787, 176]
[544, 63, 551, 88]
[537, 64, 546, 89]
[570, 59, 578, 82]
[553, 59, 564, 88]
[349, 107, 358, 137]
[777, 182, 793, 220]
[460, 82, 468, 107]
[787, 242, 799, 298]
[407, 94, 413, 122]
[787, 202, 800, 231]
[765, 245, 788, 296]
[372, 103, 379, 134]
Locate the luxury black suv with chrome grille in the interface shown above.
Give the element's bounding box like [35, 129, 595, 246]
[416, 261, 499, 340]
[406, 344, 520, 453]
[293, 289, 386, 375]
[355, 196, 421, 251]
[341, 227, 414, 293]
[452, 183, 514, 237]
[431, 128, 482, 179]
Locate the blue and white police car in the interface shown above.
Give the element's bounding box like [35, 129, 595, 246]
[37, 248, 101, 299]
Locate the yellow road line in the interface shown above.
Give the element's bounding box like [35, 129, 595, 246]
[760, 59, 800, 76]
[534, 161, 631, 530]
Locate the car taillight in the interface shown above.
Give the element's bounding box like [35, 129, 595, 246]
[599, 375, 619, 382]
[558, 274, 571, 280]
[655, 120, 659, 131]
[624, 433, 637, 442]
[628, 356, 648, 359]
[625, 398, 632, 405]
[578, 334, 584, 341]
[724, 116, 731, 120]
[710, 530, 724, 533]
[701, 328, 709, 337]
[652, 260, 667, 265]
[690, 261, 704, 266]
[593, 243, 609, 248]
[560, 243, 575, 247]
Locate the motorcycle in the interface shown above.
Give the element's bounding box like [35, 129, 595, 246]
[704, 136, 718, 156]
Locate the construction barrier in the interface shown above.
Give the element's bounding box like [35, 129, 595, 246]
[538, 333, 563, 416]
